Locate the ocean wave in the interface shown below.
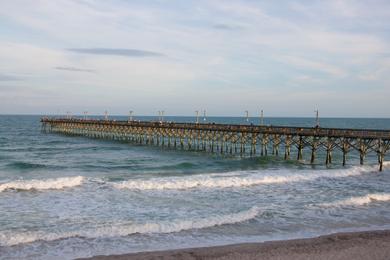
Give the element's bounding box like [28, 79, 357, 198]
[113, 175, 302, 190]
[0, 176, 85, 192]
[7, 161, 47, 170]
[113, 165, 374, 191]
[159, 162, 197, 170]
[0, 206, 259, 246]
[321, 193, 390, 207]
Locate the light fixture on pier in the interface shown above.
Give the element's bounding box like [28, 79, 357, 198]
[315, 109, 320, 127]
[128, 111, 133, 123]
[195, 110, 199, 124]
[260, 110, 264, 126]
[245, 110, 249, 123]
[104, 110, 108, 121]
[203, 110, 207, 122]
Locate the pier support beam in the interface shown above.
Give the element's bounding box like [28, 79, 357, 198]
[358, 139, 371, 165]
[377, 139, 385, 171]
[284, 136, 292, 160]
[342, 138, 350, 166]
[272, 135, 280, 156]
[325, 138, 335, 165]
[261, 134, 268, 156]
[379, 153, 384, 171]
[310, 137, 318, 164]
[251, 133, 257, 156]
[297, 136, 303, 161]
[326, 149, 332, 165]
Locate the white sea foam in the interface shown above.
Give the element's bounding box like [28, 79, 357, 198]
[0, 206, 259, 246]
[113, 165, 374, 191]
[322, 193, 390, 207]
[383, 161, 390, 166]
[113, 175, 303, 190]
[0, 176, 85, 192]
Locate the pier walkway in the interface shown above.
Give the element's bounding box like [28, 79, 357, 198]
[41, 118, 390, 171]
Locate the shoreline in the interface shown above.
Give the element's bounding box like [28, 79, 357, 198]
[79, 229, 390, 260]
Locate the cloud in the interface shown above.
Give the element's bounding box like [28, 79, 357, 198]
[0, 42, 67, 73]
[0, 73, 23, 81]
[0, 1, 390, 116]
[278, 55, 346, 77]
[212, 23, 240, 31]
[67, 48, 164, 57]
[54, 66, 95, 73]
[357, 59, 390, 81]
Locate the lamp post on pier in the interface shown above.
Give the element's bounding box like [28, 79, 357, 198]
[203, 110, 207, 122]
[104, 110, 108, 121]
[315, 109, 320, 127]
[195, 110, 199, 124]
[260, 110, 264, 126]
[128, 111, 133, 123]
[158, 110, 165, 122]
[245, 110, 249, 123]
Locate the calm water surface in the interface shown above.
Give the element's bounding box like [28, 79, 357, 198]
[0, 115, 389, 259]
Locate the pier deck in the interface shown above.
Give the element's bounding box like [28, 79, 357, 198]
[41, 118, 390, 171]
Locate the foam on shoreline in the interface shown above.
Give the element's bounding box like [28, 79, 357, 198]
[0, 206, 259, 246]
[322, 193, 390, 207]
[113, 165, 374, 191]
[0, 176, 85, 192]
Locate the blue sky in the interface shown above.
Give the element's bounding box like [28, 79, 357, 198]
[0, 0, 389, 117]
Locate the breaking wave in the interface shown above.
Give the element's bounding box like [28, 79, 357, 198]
[0, 206, 259, 246]
[113, 165, 374, 191]
[0, 176, 85, 192]
[322, 193, 390, 207]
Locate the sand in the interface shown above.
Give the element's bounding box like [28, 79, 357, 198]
[79, 230, 390, 260]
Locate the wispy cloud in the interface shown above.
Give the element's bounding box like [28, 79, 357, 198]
[279, 55, 346, 77]
[0, 73, 23, 81]
[54, 66, 95, 73]
[212, 23, 241, 31]
[67, 48, 164, 57]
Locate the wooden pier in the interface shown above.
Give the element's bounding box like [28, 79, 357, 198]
[41, 118, 390, 171]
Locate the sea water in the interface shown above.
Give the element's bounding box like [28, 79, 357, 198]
[0, 115, 389, 259]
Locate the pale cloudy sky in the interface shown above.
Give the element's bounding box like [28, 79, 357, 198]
[0, 0, 389, 117]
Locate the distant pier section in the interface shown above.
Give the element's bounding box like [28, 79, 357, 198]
[41, 118, 390, 171]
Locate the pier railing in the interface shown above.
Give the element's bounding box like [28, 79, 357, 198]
[41, 118, 390, 171]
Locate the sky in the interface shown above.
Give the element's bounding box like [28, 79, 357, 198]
[0, 0, 389, 117]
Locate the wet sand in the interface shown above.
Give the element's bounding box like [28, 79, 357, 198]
[80, 230, 390, 260]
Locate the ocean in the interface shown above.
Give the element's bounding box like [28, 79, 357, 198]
[0, 115, 390, 259]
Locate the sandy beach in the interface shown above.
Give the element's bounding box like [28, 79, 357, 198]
[80, 230, 390, 260]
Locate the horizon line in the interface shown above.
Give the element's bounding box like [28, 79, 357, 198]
[1, 113, 390, 119]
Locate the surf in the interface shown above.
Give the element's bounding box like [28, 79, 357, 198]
[0, 176, 85, 192]
[112, 165, 376, 191]
[321, 193, 390, 207]
[0, 206, 259, 246]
